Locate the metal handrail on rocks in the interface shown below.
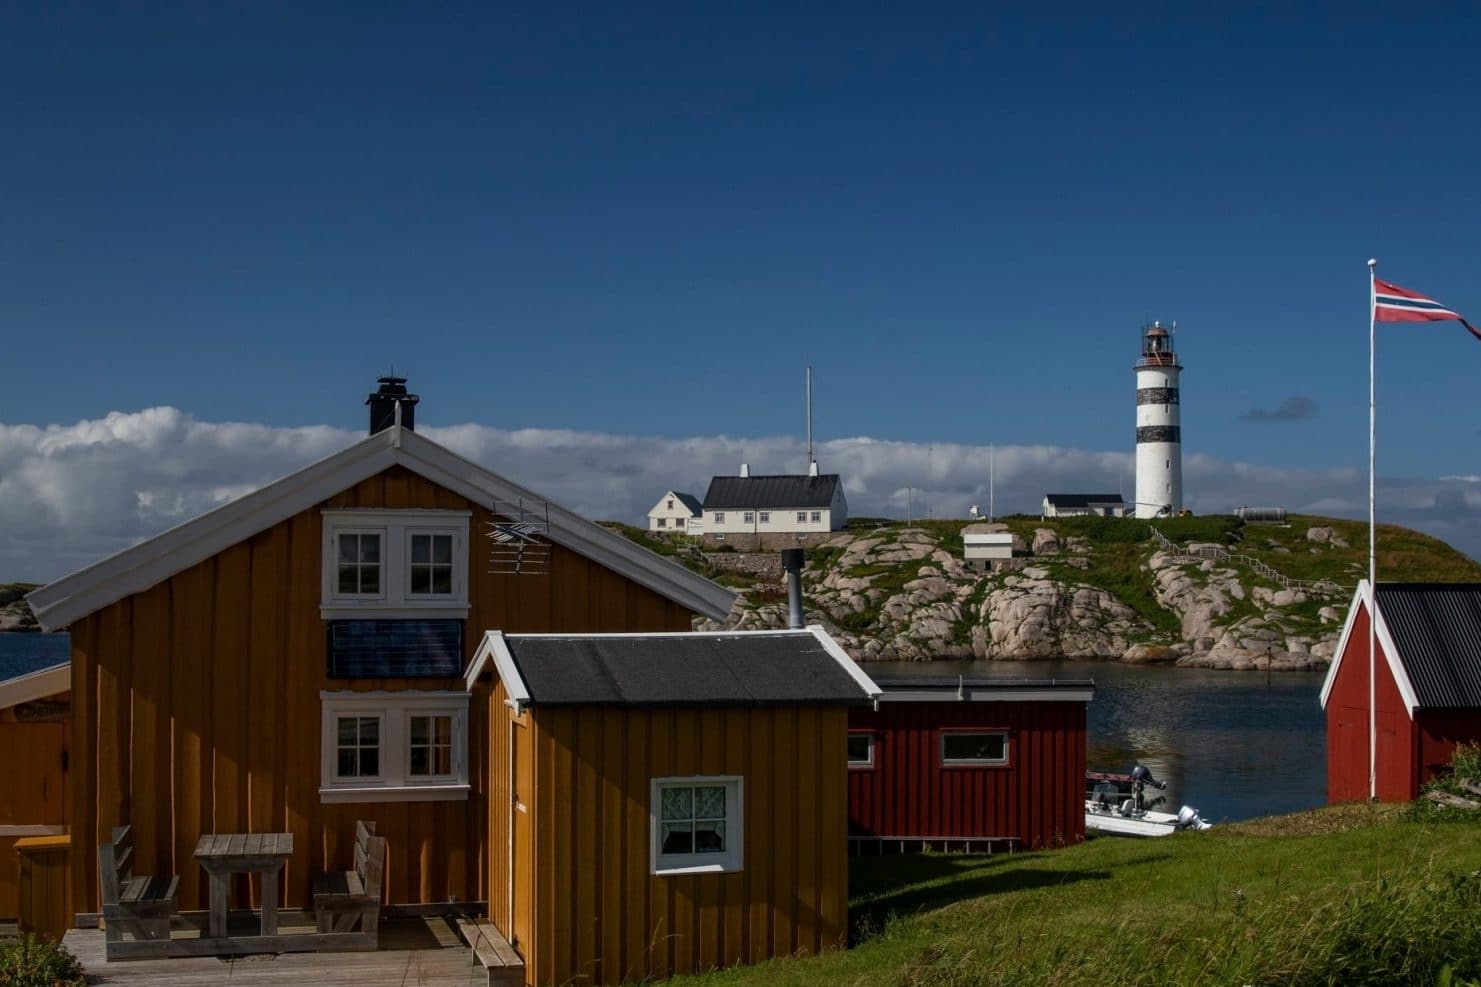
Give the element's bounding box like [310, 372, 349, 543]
[1147, 526, 1347, 596]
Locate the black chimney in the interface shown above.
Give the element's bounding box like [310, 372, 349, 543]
[366, 376, 419, 434]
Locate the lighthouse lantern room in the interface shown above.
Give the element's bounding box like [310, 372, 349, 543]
[1134, 322, 1183, 519]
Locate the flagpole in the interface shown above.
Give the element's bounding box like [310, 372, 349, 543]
[1367, 257, 1378, 801]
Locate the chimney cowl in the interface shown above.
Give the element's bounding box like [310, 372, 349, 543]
[367, 375, 420, 435]
[739, 462, 750, 478]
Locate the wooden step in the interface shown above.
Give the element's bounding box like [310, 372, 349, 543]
[455, 918, 525, 986]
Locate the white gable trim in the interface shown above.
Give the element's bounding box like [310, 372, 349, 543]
[808, 625, 883, 700]
[1318, 581, 1420, 716]
[465, 630, 532, 710]
[28, 427, 735, 630]
[0, 662, 70, 711]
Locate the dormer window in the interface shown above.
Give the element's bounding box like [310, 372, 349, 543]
[322, 510, 470, 618]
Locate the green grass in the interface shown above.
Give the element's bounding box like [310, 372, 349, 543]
[1235, 516, 1481, 585]
[672, 804, 1481, 987]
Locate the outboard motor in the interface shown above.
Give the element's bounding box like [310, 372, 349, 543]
[1131, 764, 1167, 790]
[1175, 805, 1212, 831]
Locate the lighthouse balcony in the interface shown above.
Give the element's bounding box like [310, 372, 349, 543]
[1135, 354, 1180, 368]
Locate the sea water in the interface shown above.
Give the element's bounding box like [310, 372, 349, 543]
[0, 631, 71, 681]
[871, 658, 1327, 824]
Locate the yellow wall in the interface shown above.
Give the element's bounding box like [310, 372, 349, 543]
[68, 465, 694, 913]
[511, 704, 848, 986]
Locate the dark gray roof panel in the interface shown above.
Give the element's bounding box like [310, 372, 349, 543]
[1044, 494, 1124, 508]
[671, 492, 703, 515]
[1377, 584, 1481, 709]
[703, 475, 841, 510]
[506, 633, 871, 706]
[871, 676, 1096, 691]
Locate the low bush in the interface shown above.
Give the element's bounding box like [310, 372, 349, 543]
[0, 935, 86, 987]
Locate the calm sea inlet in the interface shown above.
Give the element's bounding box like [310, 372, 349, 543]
[1, 635, 1325, 824]
[874, 658, 1328, 824]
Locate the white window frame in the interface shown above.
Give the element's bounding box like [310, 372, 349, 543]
[743, 511, 756, 525]
[758, 511, 770, 524]
[939, 730, 1010, 766]
[810, 511, 822, 523]
[321, 510, 471, 618]
[656, 517, 667, 528]
[332, 712, 386, 783]
[319, 691, 471, 802]
[847, 731, 876, 769]
[650, 775, 744, 875]
[796, 511, 807, 523]
[714, 512, 726, 524]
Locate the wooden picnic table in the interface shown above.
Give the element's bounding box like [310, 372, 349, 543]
[194, 832, 294, 940]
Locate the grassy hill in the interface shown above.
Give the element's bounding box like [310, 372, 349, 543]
[669, 804, 1481, 987]
[609, 515, 1481, 665]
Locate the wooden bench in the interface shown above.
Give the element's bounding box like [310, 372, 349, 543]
[99, 825, 178, 960]
[312, 820, 384, 946]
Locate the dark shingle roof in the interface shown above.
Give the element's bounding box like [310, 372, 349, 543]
[703, 474, 840, 510]
[1376, 584, 1481, 709]
[671, 492, 703, 515]
[1044, 493, 1124, 508]
[505, 631, 872, 706]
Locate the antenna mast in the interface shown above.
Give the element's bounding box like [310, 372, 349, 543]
[806, 366, 814, 465]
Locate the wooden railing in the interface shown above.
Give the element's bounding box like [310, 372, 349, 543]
[1148, 526, 1347, 596]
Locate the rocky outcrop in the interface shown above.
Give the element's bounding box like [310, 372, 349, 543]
[693, 525, 1355, 671]
[0, 585, 41, 632]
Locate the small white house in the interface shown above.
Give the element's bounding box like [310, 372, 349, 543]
[700, 465, 847, 544]
[1042, 493, 1126, 519]
[962, 523, 1015, 571]
[647, 490, 703, 533]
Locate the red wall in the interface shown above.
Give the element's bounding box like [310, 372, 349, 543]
[1327, 603, 1416, 802]
[1419, 710, 1481, 788]
[846, 700, 1086, 849]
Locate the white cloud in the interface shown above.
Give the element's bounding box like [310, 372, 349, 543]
[2, 407, 1479, 582]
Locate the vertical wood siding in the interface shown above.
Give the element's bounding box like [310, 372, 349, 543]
[69, 465, 695, 913]
[1325, 603, 1417, 803]
[847, 701, 1086, 848]
[522, 705, 848, 986]
[0, 712, 68, 920]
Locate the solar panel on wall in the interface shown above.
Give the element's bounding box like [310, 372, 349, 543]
[327, 619, 464, 678]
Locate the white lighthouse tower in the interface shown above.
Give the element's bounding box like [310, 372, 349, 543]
[1134, 321, 1182, 519]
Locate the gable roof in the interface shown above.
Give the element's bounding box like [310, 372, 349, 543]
[0, 662, 69, 711]
[1319, 581, 1481, 713]
[1044, 493, 1124, 508]
[27, 426, 736, 629]
[466, 627, 880, 708]
[703, 474, 841, 510]
[651, 491, 702, 516]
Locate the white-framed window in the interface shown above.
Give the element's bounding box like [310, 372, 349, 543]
[320, 691, 470, 802]
[796, 511, 807, 523]
[322, 510, 470, 618]
[758, 511, 770, 524]
[940, 731, 1009, 766]
[810, 511, 822, 523]
[667, 498, 674, 510]
[743, 512, 756, 525]
[656, 517, 667, 529]
[651, 776, 743, 875]
[847, 731, 875, 769]
[714, 512, 726, 524]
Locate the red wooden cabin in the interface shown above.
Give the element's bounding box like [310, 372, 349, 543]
[846, 676, 1094, 851]
[1321, 582, 1481, 803]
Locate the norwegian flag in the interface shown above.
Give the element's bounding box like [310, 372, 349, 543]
[1374, 277, 1481, 341]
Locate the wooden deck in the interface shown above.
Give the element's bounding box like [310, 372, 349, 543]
[63, 912, 518, 985]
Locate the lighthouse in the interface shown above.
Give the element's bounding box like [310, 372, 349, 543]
[1134, 322, 1182, 519]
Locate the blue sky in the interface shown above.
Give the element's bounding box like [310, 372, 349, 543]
[3, 4, 1481, 575]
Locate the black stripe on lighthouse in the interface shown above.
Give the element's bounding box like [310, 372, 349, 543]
[1136, 425, 1181, 443]
[1136, 387, 1179, 405]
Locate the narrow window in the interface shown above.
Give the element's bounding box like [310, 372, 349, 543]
[743, 512, 756, 524]
[408, 532, 454, 595]
[940, 731, 1008, 765]
[667, 499, 674, 509]
[811, 511, 822, 523]
[796, 511, 807, 523]
[337, 533, 382, 595]
[409, 714, 454, 778]
[336, 715, 381, 778]
[715, 512, 726, 524]
[847, 732, 875, 769]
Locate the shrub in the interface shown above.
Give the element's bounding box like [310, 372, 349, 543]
[0, 935, 87, 987]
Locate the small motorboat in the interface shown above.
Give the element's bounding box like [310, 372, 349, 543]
[1085, 764, 1212, 837]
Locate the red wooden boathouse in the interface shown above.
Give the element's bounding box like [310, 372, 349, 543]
[846, 676, 1094, 851]
[1322, 582, 1481, 803]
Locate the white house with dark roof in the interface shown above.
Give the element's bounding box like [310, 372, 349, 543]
[699, 464, 847, 547]
[647, 490, 703, 533]
[1041, 493, 1127, 519]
